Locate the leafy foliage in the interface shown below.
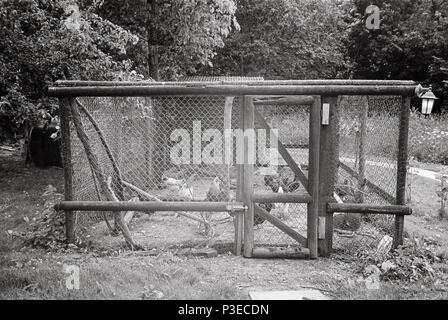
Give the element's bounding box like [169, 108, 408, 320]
[23, 185, 66, 249]
[380, 238, 440, 282]
[202, 0, 351, 79]
[409, 109, 448, 164]
[347, 0, 448, 110]
[348, 236, 445, 284]
[98, 0, 239, 80]
[0, 0, 137, 141]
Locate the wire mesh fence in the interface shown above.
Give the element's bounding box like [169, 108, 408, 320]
[253, 104, 309, 248]
[333, 95, 403, 254]
[69, 95, 312, 250]
[71, 96, 242, 249]
[66, 91, 406, 256]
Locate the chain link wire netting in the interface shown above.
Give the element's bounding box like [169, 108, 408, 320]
[253, 104, 309, 248]
[71, 95, 245, 249]
[69, 95, 312, 250]
[67, 91, 405, 255]
[333, 95, 403, 254]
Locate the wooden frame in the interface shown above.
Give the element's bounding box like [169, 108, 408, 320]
[48, 84, 417, 98]
[327, 203, 412, 215]
[307, 97, 321, 259]
[242, 96, 255, 258]
[55, 201, 246, 212]
[317, 96, 339, 256]
[59, 98, 75, 244]
[53, 80, 418, 258]
[394, 96, 411, 248]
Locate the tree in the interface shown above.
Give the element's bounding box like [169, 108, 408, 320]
[347, 0, 448, 110]
[0, 0, 136, 141]
[97, 0, 239, 80]
[201, 0, 351, 79]
[95, 0, 240, 186]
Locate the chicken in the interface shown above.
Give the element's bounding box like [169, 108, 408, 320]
[206, 177, 230, 201]
[274, 186, 289, 219]
[178, 183, 194, 201]
[200, 177, 228, 236]
[162, 175, 185, 191]
[264, 172, 301, 193]
[263, 171, 297, 220]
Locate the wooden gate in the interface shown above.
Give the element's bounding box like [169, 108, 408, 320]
[234, 95, 321, 259]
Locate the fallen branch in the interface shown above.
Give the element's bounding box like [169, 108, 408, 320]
[88, 160, 115, 234]
[70, 101, 138, 249]
[177, 212, 208, 224]
[124, 197, 139, 225]
[76, 98, 125, 231]
[122, 180, 162, 202]
[107, 177, 137, 226]
[122, 180, 211, 229]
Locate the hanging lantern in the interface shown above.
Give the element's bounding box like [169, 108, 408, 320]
[420, 87, 438, 115]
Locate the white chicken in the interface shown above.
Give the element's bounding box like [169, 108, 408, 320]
[178, 183, 194, 201]
[162, 175, 184, 191]
[274, 186, 289, 219]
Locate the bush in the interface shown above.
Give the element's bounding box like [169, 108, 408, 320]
[0, 0, 136, 142]
[23, 185, 66, 249]
[380, 239, 438, 283]
[409, 109, 448, 164]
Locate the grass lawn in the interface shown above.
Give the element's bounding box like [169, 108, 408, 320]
[1, 146, 448, 299]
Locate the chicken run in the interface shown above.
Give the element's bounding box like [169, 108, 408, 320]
[50, 80, 415, 258]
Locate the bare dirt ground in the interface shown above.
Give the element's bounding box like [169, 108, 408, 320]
[1, 149, 448, 300]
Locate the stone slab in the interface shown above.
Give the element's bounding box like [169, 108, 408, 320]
[249, 289, 329, 300]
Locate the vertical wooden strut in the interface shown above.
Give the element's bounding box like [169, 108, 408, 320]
[357, 96, 368, 203]
[318, 96, 339, 256]
[308, 96, 321, 259]
[234, 97, 244, 255]
[59, 97, 75, 244]
[242, 96, 255, 258]
[394, 96, 411, 248]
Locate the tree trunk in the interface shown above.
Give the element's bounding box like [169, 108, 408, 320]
[146, 0, 168, 187]
[147, 0, 160, 81]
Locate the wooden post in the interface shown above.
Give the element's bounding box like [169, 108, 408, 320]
[223, 96, 234, 196]
[357, 96, 368, 203]
[307, 96, 321, 259]
[394, 96, 411, 248]
[234, 97, 244, 256]
[59, 98, 75, 244]
[317, 96, 339, 256]
[439, 175, 448, 220]
[145, 97, 153, 189]
[242, 96, 255, 258]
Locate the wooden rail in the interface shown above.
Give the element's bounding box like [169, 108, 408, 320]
[251, 247, 310, 259]
[47, 85, 417, 97]
[327, 203, 412, 215]
[252, 192, 312, 203]
[54, 79, 416, 87]
[54, 201, 247, 213]
[253, 96, 315, 105]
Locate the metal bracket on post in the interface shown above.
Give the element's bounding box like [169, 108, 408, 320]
[318, 217, 326, 239]
[322, 103, 330, 125]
